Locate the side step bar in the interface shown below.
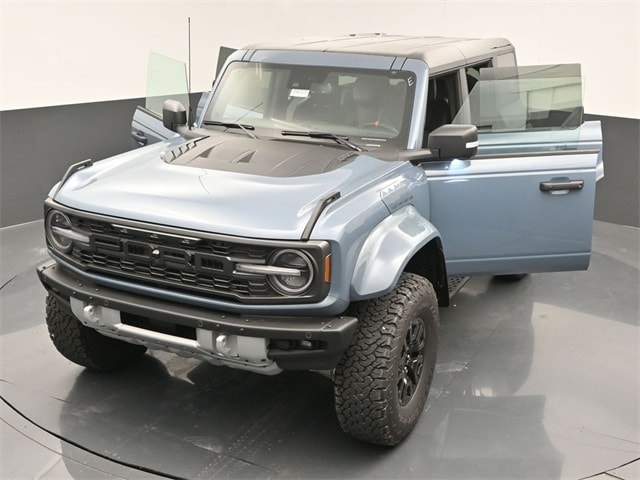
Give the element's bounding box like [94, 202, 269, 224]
[447, 276, 470, 299]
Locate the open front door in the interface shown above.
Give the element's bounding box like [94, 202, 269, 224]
[131, 52, 189, 147]
[426, 64, 603, 276]
[131, 47, 237, 148]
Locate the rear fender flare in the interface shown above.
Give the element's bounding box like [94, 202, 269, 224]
[350, 205, 440, 300]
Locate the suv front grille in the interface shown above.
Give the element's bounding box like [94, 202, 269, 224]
[47, 209, 329, 305]
[73, 250, 271, 297]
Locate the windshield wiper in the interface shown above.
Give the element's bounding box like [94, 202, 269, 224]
[281, 130, 363, 152]
[204, 120, 257, 139]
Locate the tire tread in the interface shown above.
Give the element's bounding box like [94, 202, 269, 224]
[334, 273, 439, 445]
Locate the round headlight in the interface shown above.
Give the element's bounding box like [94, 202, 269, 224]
[45, 210, 73, 252]
[269, 249, 314, 295]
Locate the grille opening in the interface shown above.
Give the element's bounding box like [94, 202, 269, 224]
[121, 312, 197, 340]
[198, 257, 224, 271]
[126, 244, 149, 256]
[210, 241, 231, 255]
[93, 235, 120, 251]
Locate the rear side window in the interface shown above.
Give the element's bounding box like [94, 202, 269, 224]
[465, 61, 492, 94]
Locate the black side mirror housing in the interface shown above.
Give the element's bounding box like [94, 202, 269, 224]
[162, 100, 187, 131]
[427, 124, 478, 159]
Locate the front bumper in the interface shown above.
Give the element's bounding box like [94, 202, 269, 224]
[37, 261, 357, 372]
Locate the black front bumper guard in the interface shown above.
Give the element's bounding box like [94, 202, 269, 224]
[37, 261, 358, 370]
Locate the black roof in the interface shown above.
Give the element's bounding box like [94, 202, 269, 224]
[245, 33, 513, 72]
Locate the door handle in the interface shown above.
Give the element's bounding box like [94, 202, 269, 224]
[131, 130, 148, 146]
[539, 180, 584, 192]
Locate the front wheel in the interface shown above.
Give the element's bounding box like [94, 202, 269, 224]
[334, 273, 439, 446]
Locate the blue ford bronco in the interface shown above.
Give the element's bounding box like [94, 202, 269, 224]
[38, 34, 603, 445]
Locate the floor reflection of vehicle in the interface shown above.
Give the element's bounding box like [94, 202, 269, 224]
[58, 355, 343, 478]
[421, 275, 562, 478]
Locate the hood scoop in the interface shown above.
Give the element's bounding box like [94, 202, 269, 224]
[163, 135, 357, 177]
[231, 150, 256, 164]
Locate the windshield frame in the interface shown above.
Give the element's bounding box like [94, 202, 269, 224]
[199, 59, 419, 150]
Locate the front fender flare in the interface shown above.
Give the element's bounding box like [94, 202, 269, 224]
[350, 205, 440, 300]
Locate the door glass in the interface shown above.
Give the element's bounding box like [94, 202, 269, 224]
[465, 61, 492, 94]
[453, 64, 584, 135]
[145, 52, 189, 116]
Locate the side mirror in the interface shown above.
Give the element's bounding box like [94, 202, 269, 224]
[427, 124, 478, 159]
[162, 99, 187, 131]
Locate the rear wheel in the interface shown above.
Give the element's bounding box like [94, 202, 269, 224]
[334, 273, 439, 446]
[46, 294, 146, 372]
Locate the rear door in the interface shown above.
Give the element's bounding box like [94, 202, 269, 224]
[425, 64, 603, 276]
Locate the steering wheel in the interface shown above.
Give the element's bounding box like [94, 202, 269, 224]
[358, 122, 400, 135]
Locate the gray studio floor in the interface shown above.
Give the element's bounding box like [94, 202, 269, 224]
[1, 220, 638, 480]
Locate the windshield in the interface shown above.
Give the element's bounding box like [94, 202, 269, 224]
[202, 62, 416, 148]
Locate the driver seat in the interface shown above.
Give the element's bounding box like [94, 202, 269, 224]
[346, 76, 390, 127]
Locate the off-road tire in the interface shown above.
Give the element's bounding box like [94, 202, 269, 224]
[46, 294, 146, 371]
[334, 273, 439, 446]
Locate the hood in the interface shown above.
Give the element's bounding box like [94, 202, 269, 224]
[54, 135, 402, 239]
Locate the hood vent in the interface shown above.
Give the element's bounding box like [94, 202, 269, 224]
[231, 150, 257, 164]
[162, 137, 210, 163]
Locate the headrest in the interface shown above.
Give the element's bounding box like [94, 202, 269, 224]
[353, 76, 389, 104]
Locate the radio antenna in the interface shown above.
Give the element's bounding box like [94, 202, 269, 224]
[187, 16, 193, 129]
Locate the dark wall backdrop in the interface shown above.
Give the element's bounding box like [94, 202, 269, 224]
[0, 99, 144, 227]
[1, 104, 638, 228]
[585, 114, 640, 228]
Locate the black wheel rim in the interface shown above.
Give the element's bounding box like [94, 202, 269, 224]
[397, 317, 426, 406]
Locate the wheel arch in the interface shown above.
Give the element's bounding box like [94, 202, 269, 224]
[350, 205, 448, 305]
[404, 237, 449, 307]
